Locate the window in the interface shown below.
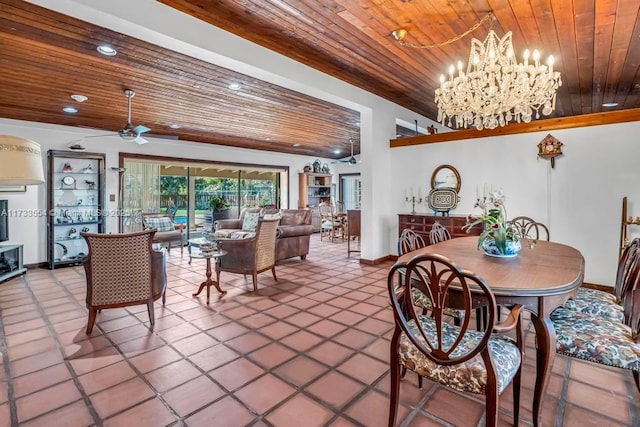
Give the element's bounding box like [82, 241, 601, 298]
[119, 155, 288, 237]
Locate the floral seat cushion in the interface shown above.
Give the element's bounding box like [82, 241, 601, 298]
[398, 315, 521, 395]
[562, 288, 624, 323]
[550, 306, 640, 372]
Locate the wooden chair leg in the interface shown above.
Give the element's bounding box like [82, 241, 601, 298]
[513, 361, 522, 426]
[179, 240, 183, 254]
[252, 272, 258, 291]
[485, 384, 499, 427]
[388, 361, 401, 427]
[86, 308, 98, 335]
[147, 300, 155, 328]
[418, 375, 423, 389]
[634, 371, 640, 394]
[271, 267, 277, 282]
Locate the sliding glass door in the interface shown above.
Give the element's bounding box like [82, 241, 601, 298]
[119, 155, 287, 238]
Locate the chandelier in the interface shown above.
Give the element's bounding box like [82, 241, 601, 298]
[435, 30, 562, 130]
[392, 14, 562, 130]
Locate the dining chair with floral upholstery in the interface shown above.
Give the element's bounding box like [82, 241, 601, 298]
[397, 228, 464, 323]
[387, 253, 525, 426]
[561, 238, 640, 323]
[550, 248, 640, 394]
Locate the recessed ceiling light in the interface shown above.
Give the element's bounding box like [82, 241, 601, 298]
[334, 149, 341, 154]
[292, 143, 300, 147]
[62, 107, 78, 113]
[265, 137, 271, 141]
[602, 102, 618, 107]
[70, 94, 88, 102]
[228, 82, 242, 90]
[96, 44, 117, 56]
[169, 124, 181, 129]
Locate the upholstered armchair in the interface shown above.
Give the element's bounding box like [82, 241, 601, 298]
[215, 217, 280, 291]
[81, 230, 167, 334]
[141, 212, 185, 254]
[213, 207, 313, 261]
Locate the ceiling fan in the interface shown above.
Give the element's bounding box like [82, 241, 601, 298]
[74, 89, 151, 145]
[117, 89, 151, 144]
[332, 138, 360, 165]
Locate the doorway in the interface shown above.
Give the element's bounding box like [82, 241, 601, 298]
[339, 173, 361, 210]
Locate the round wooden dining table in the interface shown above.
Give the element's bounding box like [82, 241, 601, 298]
[396, 236, 585, 427]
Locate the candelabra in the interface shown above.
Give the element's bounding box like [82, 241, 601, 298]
[405, 196, 423, 215]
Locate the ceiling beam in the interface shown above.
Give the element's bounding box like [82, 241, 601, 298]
[390, 108, 640, 147]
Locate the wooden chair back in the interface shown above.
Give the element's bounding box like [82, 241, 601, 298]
[398, 228, 426, 255]
[429, 222, 452, 245]
[616, 238, 640, 302]
[388, 253, 497, 364]
[510, 216, 550, 241]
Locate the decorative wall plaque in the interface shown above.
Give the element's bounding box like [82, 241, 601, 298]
[427, 187, 459, 216]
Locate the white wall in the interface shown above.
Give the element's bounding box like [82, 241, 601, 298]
[390, 121, 640, 286]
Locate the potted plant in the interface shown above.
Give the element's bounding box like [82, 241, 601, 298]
[209, 195, 232, 221]
[462, 187, 526, 257]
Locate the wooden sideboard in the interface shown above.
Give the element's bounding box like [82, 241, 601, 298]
[398, 213, 481, 245]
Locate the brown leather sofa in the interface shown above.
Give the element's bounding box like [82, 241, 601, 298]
[214, 207, 313, 262]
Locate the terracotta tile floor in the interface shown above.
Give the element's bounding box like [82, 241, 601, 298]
[0, 234, 638, 426]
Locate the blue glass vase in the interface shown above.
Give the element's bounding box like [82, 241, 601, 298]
[481, 238, 521, 258]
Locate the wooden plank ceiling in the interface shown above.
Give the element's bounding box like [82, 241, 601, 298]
[0, 0, 360, 159]
[2, 0, 640, 158]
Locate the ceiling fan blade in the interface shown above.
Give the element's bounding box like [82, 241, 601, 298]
[83, 133, 118, 139]
[134, 135, 149, 145]
[134, 125, 151, 134]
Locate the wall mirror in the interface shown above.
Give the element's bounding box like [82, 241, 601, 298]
[430, 164, 461, 193]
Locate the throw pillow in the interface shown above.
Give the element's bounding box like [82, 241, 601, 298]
[146, 217, 174, 232]
[242, 212, 260, 232]
[263, 212, 281, 221]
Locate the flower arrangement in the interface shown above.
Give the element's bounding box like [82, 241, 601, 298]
[463, 188, 521, 255]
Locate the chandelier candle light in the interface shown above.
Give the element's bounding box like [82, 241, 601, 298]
[434, 29, 562, 130]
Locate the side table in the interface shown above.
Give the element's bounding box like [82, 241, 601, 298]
[187, 237, 215, 264]
[190, 249, 227, 304]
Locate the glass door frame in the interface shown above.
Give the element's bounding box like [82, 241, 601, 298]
[118, 153, 290, 237]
